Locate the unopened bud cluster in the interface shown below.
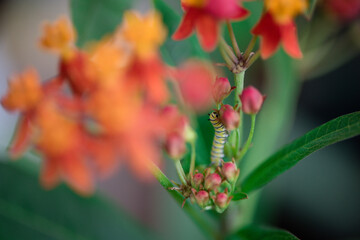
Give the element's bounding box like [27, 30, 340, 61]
[190, 161, 240, 213]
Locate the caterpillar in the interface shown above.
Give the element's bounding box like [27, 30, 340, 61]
[209, 111, 228, 166]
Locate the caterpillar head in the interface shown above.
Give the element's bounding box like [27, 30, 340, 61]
[209, 111, 219, 121]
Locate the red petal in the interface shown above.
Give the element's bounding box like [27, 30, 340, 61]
[172, 9, 198, 40]
[280, 21, 303, 58]
[61, 153, 94, 195]
[87, 137, 118, 177]
[196, 14, 219, 51]
[40, 157, 60, 189]
[252, 12, 281, 59]
[8, 114, 32, 158]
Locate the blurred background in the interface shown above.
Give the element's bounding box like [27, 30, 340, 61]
[0, 0, 359, 239]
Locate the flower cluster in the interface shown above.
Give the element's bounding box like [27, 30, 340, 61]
[190, 161, 240, 213]
[1, 12, 214, 195]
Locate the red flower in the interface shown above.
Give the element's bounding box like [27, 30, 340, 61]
[252, 12, 302, 59]
[176, 60, 215, 112]
[173, 0, 248, 51]
[325, 0, 360, 22]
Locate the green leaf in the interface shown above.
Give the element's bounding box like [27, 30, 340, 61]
[242, 111, 360, 193]
[0, 156, 153, 240]
[228, 225, 299, 240]
[305, 0, 318, 20]
[152, 0, 209, 65]
[232, 192, 248, 201]
[70, 0, 131, 47]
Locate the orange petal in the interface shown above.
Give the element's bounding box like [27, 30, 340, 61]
[8, 114, 32, 158]
[280, 21, 303, 58]
[172, 9, 198, 40]
[252, 12, 281, 59]
[87, 137, 119, 177]
[196, 13, 219, 51]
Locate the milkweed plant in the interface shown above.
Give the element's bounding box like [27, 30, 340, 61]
[1, 0, 360, 239]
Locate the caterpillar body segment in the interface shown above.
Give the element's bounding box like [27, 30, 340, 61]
[209, 111, 229, 166]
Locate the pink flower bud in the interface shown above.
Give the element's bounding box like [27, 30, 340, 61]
[192, 189, 210, 208]
[193, 173, 204, 188]
[222, 162, 239, 182]
[240, 86, 265, 115]
[219, 104, 240, 131]
[204, 173, 222, 190]
[165, 133, 186, 159]
[212, 77, 232, 104]
[215, 192, 231, 209]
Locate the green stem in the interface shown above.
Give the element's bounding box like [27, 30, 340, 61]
[226, 21, 241, 58]
[220, 47, 236, 69]
[232, 72, 245, 151]
[234, 72, 245, 107]
[243, 36, 258, 60]
[189, 141, 196, 178]
[174, 160, 187, 185]
[237, 114, 256, 161]
[149, 163, 219, 239]
[219, 38, 238, 63]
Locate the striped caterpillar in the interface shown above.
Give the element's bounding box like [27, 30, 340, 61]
[209, 111, 228, 166]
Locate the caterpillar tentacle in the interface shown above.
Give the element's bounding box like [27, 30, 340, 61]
[209, 111, 229, 166]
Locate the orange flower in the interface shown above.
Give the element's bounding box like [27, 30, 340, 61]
[1, 69, 43, 112]
[126, 54, 169, 104]
[121, 11, 167, 59]
[86, 86, 141, 134]
[89, 40, 129, 89]
[265, 0, 307, 24]
[39, 16, 76, 59]
[34, 101, 93, 195]
[59, 51, 97, 95]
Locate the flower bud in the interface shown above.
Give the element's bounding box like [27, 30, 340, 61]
[193, 173, 204, 188]
[204, 173, 222, 190]
[184, 124, 196, 143]
[212, 77, 233, 104]
[239, 86, 265, 115]
[165, 133, 186, 159]
[222, 162, 240, 183]
[215, 192, 232, 209]
[192, 189, 210, 208]
[219, 104, 240, 131]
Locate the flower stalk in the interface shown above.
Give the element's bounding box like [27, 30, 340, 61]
[237, 114, 256, 161]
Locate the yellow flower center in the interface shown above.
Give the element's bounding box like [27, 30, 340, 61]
[121, 11, 167, 59]
[1, 69, 43, 111]
[265, 0, 308, 24]
[181, 0, 207, 8]
[39, 16, 76, 59]
[89, 39, 129, 89]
